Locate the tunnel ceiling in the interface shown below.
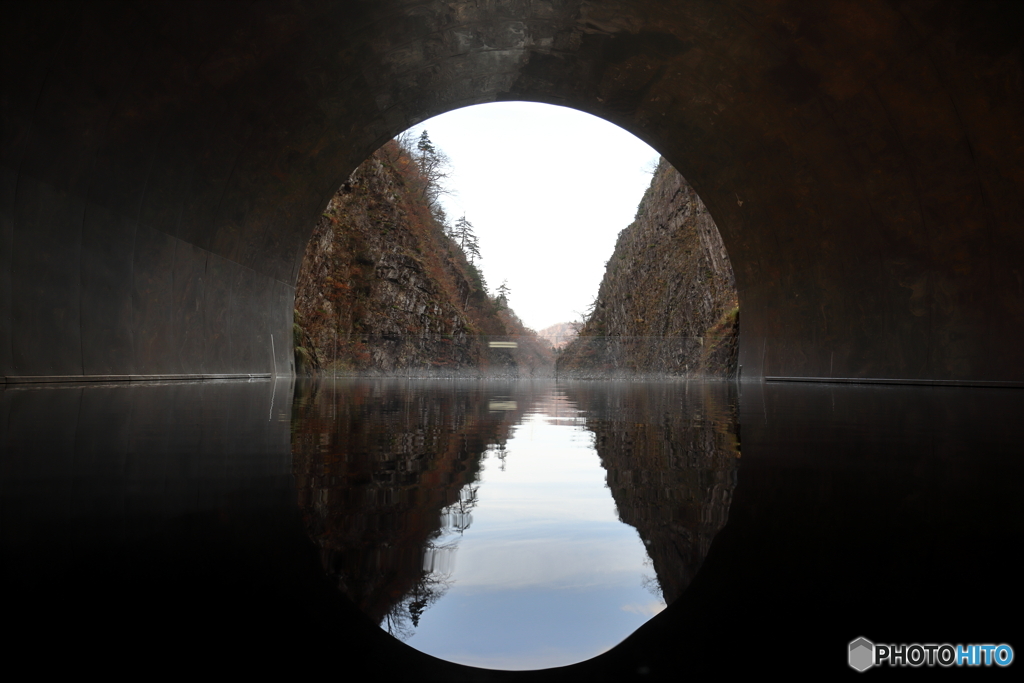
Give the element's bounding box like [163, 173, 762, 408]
[2, 0, 1023, 382]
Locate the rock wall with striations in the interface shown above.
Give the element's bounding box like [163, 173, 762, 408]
[294, 140, 551, 376]
[558, 160, 739, 377]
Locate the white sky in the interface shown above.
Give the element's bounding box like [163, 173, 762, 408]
[404, 102, 659, 332]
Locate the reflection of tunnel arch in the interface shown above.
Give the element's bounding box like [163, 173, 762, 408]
[2, 1, 1023, 383]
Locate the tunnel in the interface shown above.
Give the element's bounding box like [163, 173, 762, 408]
[3, 0, 1023, 385]
[3, 2, 1024, 678]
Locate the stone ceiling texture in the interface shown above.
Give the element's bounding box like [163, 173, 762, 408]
[2, 0, 1023, 381]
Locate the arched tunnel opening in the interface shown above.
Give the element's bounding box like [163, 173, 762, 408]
[291, 101, 737, 381]
[3, 0, 1022, 385]
[286, 102, 742, 667]
[2, 1, 1023, 678]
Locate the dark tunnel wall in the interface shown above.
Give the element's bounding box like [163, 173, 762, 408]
[2, 1, 1022, 383]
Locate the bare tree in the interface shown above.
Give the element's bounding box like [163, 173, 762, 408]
[394, 130, 415, 153]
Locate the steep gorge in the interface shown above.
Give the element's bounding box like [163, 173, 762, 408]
[294, 140, 551, 376]
[558, 160, 739, 377]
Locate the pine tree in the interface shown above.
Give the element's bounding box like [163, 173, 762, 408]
[496, 280, 511, 309]
[413, 130, 451, 213]
[453, 215, 481, 264]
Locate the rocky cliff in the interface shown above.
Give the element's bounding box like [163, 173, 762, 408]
[558, 160, 739, 377]
[294, 140, 551, 376]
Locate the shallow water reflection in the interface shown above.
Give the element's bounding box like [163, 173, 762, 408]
[291, 379, 739, 668]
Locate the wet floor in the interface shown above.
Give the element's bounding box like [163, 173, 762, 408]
[1, 378, 1020, 677]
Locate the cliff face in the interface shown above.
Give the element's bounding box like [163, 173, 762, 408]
[558, 160, 739, 377]
[294, 140, 551, 376]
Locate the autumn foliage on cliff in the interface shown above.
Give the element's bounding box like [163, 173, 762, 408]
[294, 137, 552, 376]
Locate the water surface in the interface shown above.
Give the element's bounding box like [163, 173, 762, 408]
[2, 378, 1020, 677]
[291, 379, 739, 668]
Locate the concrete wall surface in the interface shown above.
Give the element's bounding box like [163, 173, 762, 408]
[2, 1, 1022, 382]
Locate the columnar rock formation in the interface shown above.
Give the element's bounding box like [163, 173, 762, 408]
[559, 161, 738, 377]
[293, 140, 552, 376]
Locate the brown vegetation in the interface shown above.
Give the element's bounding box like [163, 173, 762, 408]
[294, 137, 552, 376]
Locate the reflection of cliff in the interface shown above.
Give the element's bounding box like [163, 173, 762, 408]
[565, 382, 740, 603]
[291, 380, 532, 635]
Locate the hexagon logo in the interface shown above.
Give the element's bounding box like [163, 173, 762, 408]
[849, 637, 875, 672]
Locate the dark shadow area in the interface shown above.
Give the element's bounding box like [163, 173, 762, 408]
[3, 379, 1019, 677]
[5, 1, 1024, 676]
[4, 2, 1024, 383]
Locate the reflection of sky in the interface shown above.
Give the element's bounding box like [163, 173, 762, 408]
[404, 405, 665, 670]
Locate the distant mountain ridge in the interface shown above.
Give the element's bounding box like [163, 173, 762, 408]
[537, 322, 577, 349]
